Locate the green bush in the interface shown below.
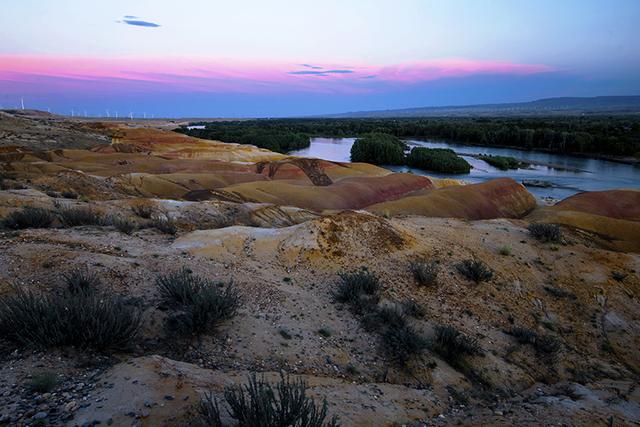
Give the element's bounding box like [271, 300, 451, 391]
[158, 269, 241, 337]
[2, 206, 55, 229]
[528, 223, 563, 243]
[381, 323, 427, 366]
[131, 201, 157, 219]
[406, 147, 471, 174]
[148, 216, 177, 235]
[60, 190, 79, 199]
[401, 299, 425, 319]
[364, 304, 407, 330]
[156, 267, 204, 306]
[429, 325, 482, 366]
[478, 155, 523, 170]
[499, 245, 512, 256]
[198, 373, 339, 427]
[317, 328, 332, 338]
[59, 206, 102, 227]
[410, 260, 439, 286]
[456, 259, 493, 283]
[0, 286, 141, 350]
[510, 326, 561, 355]
[63, 268, 102, 294]
[333, 269, 381, 314]
[511, 326, 538, 345]
[27, 371, 58, 393]
[104, 214, 137, 234]
[350, 133, 406, 165]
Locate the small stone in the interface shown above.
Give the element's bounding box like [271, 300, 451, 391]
[33, 412, 48, 420]
[163, 395, 174, 401]
[143, 399, 153, 408]
[65, 401, 79, 412]
[141, 410, 150, 418]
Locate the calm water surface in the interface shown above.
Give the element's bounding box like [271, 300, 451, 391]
[290, 137, 640, 200]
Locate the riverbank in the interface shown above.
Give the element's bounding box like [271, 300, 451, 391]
[291, 137, 640, 201]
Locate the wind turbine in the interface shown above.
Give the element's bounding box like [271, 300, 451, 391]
[21, 98, 25, 110]
[129, 112, 133, 120]
[106, 109, 110, 118]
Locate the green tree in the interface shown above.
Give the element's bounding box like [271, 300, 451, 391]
[350, 133, 406, 165]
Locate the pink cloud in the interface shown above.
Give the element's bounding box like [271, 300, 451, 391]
[0, 55, 553, 95]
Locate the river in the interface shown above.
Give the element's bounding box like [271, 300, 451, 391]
[290, 137, 640, 201]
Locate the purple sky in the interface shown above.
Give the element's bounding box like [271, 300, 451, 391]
[1, 0, 638, 117]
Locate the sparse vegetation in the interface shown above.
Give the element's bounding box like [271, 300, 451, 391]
[510, 326, 538, 345]
[317, 328, 332, 338]
[381, 323, 427, 366]
[158, 268, 241, 337]
[410, 260, 439, 286]
[528, 223, 563, 243]
[0, 285, 141, 350]
[198, 373, 339, 427]
[611, 271, 627, 282]
[58, 206, 102, 227]
[543, 285, 575, 299]
[510, 326, 562, 355]
[333, 269, 381, 314]
[345, 364, 359, 375]
[279, 328, 292, 340]
[534, 334, 562, 355]
[456, 259, 493, 283]
[60, 190, 79, 199]
[63, 268, 102, 294]
[148, 216, 178, 235]
[156, 267, 202, 306]
[333, 271, 426, 366]
[429, 325, 482, 366]
[499, 245, 512, 256]
[131, 200, 158, 219]
[401, 299, 426, 319]
[1, 206, 55, 229]
[104, 214, 137, 234]
[27, 371, 58, 393]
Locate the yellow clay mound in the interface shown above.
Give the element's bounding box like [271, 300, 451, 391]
[367, 177, 537, 220]
[218, 173, 434, 211]
[528, 189, 640, 252]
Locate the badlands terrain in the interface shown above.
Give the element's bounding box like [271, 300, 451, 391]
[0, 109, 639, 426]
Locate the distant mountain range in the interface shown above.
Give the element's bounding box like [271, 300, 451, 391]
[323, 96, 640, 118]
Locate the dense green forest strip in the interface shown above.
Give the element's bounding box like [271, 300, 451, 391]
[176, 116, 640, 158]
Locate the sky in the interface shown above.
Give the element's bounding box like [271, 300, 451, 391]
[0, 0, 639, 117]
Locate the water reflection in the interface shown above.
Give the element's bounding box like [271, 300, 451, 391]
[290, 137, 640, 200]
